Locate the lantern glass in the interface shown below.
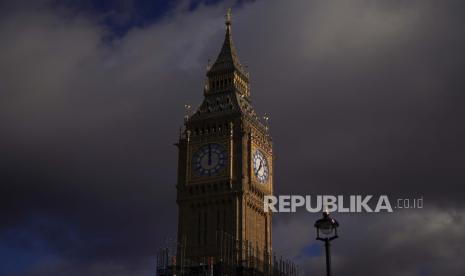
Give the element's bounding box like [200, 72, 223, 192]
[320, 226, 333, 235]
[315, 212, 339, 239]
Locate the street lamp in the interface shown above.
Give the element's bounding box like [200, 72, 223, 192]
[314, 210, 339, 276]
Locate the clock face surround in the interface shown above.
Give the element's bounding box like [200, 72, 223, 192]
[192, 143, 227, 177]
[253, 149, 269, 184]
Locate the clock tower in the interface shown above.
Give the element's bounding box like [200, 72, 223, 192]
[176, 10, 273, 273]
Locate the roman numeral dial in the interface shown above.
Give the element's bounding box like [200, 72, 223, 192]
[253, 149, 269, 184]
[192, 143, 227, 177]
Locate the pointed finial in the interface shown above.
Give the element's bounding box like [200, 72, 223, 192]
[263, 115, 270, 123]
[263, 115, 270, 132]
[225, 8, 232, 26]
[184, 104, 191, 121]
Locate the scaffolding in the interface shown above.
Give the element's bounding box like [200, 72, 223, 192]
[156, 232, 300, 276]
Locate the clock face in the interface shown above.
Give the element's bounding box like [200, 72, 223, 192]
[192, 143, 227, 177]
[253, 149, 269, 184]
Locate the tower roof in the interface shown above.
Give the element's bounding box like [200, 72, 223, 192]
[208, 9, 247, 77]
[189, 9, 267, 133]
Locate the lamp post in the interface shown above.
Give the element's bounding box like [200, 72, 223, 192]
[314, 210, 339, 276]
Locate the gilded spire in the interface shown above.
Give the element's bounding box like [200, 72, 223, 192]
[225, 8, 232, 27]
[192, 9, 261, 128]
[208, 9, 247, 78]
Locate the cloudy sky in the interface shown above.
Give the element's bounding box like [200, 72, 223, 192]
[1, 0, 464, 275]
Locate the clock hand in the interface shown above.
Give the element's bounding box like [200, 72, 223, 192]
[208, 144, 212, 165]
[257, 161, 262, 173]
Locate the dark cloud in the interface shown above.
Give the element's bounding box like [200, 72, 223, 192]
[274, 207, 465, 275]
[0, 0, 464, 275]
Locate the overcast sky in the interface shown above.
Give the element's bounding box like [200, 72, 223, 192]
[1, 0, 465, 275]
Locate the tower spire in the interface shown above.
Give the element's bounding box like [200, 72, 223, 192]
[191, 9, 263, 129]
[225, 8, 232, 27]
[207, 9, 247, 79]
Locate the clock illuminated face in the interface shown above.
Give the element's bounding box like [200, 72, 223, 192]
[253, 149, 269, 184]
[192, 143, 227, 177]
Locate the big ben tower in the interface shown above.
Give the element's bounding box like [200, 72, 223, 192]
[175, 10, 273, 274]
